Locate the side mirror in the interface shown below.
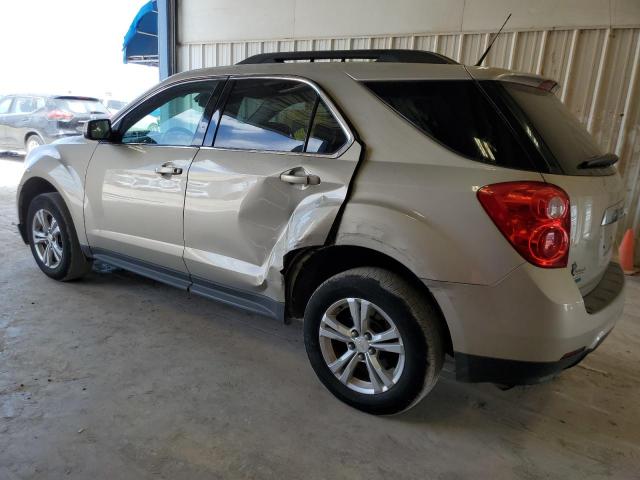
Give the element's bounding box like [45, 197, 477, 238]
[84, 118, 112, 141]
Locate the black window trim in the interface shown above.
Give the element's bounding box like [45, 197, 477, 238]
[202, 74, 355, 159]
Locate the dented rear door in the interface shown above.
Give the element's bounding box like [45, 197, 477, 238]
[182, 77, 359, 301]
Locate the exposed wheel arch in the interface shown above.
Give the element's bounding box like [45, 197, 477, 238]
[283, 244, 453, 355]
[18, 177, 58, 243]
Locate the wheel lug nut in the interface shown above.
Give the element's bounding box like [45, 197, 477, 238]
[348, 342, 355, 350]
[358, 353, 365, 360]
[350, 330, 359, 338]
[364, 332, 372, 341]
[368, 347, 376, 355]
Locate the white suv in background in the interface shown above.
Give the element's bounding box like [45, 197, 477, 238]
[16, 50, 625, 414]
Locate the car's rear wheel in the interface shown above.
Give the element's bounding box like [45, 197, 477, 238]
[25, 135, 43, 154]
[304, 267, 444, 415]
[27, 192, 92, 281]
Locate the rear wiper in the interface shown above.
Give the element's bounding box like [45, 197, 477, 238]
[577, 153, 619, 169]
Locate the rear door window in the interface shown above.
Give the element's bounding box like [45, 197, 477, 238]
[363, 80, 535, 170]
[13, 97, 37, 114]
[306, 101, 348, 154]
[215, 79, 317, 153]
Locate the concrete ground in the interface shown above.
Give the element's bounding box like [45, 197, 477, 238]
[1, 153, 639, 480]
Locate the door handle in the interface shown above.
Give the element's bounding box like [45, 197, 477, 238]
[155, 164, 183, 176]
[279, 168, 321, 186]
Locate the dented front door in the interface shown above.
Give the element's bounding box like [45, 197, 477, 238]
[183, 141, 361, 300]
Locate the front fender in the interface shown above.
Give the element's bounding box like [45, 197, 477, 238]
[19, 141, 98, 246]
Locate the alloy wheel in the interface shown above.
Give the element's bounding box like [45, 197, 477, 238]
[318, 297, 405, 394]
[31, 208, 63, 269]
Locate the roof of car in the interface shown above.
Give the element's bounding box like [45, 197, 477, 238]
[162, 59, 551, 93]
[166, 61, 472, 83]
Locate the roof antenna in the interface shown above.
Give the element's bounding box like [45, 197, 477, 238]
[475, 13, 512, 66]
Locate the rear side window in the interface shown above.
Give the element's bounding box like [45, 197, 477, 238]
[363, 80, 534, 170]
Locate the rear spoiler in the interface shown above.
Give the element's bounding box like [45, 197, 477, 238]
[54, 96, 101, 102]
[495, 73, 559, 93]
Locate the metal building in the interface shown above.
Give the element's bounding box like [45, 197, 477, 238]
[161, 0, 640, 256]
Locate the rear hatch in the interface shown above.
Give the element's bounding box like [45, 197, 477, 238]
[476, 73, 624, 295]
[49, 96, 109, 133]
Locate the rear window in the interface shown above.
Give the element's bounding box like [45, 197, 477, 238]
[363, 80, 535, 170]
[54, 98, 108, 114]
[497, 82, 611, 176]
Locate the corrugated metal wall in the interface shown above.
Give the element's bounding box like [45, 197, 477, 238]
[177, 26, 640, 246]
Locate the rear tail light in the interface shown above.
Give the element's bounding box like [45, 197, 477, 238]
[477, 181, 570, 268]
[46, 109, 74, 121]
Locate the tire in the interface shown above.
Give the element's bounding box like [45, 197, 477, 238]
[26, 192, 92, 281]
[25, 135, 43, 154]
[304, 267, 444, 415]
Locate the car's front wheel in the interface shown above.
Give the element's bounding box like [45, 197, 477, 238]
[304, 267, 444, 415]
[27, 192, 92, 281]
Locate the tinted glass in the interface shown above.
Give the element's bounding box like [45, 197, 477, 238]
[364, 80, 533, 170]
[0, 97, 12, 114]
[306, 101, 347, 154]
[500, 82, 608, 175]
[122, 85, 215, 146]
[215, 79, 317, 152]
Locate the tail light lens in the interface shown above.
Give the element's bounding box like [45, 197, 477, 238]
[477, 181, 570, 268]
[46, 109, 74, 121]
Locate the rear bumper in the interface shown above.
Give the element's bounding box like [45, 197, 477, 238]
[455, 329, 609, 385]
[426, 261, 625, 383]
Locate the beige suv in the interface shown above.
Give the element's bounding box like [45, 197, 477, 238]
[16, 50, 626, 414]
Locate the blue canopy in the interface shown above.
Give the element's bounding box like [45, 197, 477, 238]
[123, 0, 158, 66]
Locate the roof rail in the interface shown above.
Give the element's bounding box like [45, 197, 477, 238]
[237, 49, 458, 65]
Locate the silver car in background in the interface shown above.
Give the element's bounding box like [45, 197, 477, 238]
[16, 50, 625, 414]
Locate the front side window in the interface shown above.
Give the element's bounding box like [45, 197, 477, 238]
[215, 79, 317, 152]
[0, 97, 12, 114]
[121, 83, 217, 146]
[364, 80, 534, 170]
